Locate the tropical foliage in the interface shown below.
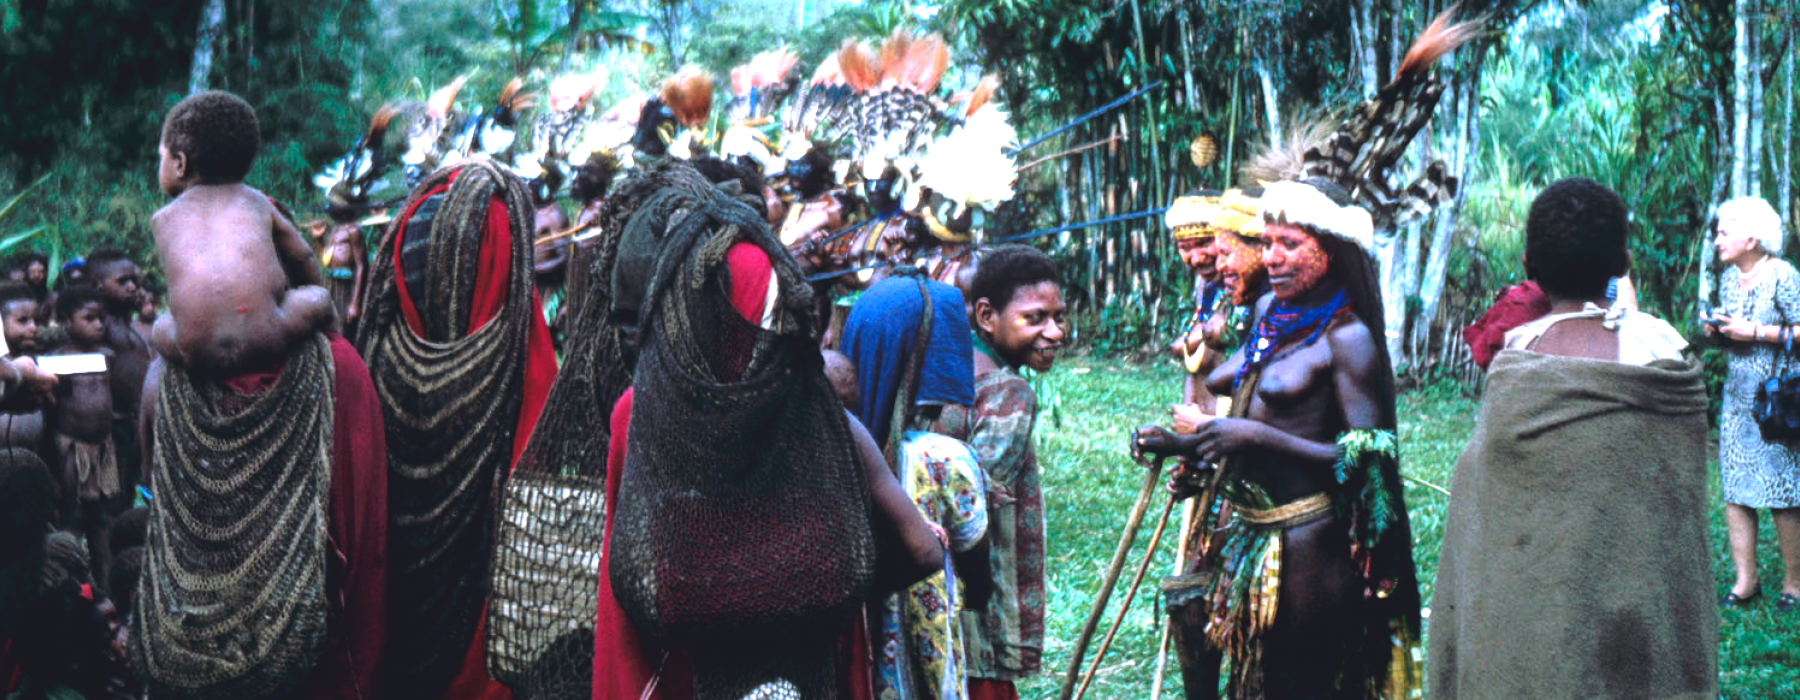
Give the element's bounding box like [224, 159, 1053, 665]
[0, 0, 1794, 378]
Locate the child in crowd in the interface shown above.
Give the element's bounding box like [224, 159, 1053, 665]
[132, 285, 159, 347]
[150, 90, 334, 376]
[0, 283, 51, 462]
[941, 244, 1065, 700]
[1, 283, 42, 357]
[47, 286, 118, 592]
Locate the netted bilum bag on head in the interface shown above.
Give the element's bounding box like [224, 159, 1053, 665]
[356, 158, 537, 697]
[606, 161, 875, 699]
[132, 334, 334, 700]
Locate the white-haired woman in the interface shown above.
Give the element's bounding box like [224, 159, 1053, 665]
[1706, 195, 1800, 611]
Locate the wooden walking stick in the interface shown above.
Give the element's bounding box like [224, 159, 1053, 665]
[1057, 458, 1165, 700]
[1072, 495, 1178, 700]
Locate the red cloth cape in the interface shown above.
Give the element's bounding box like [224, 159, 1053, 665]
[390, 171, 559, 700]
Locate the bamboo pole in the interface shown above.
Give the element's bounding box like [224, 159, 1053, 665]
[1058, 461, 1165, 700]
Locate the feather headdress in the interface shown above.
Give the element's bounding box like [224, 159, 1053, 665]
[1297, 7, 1480, 235]
[661, 68, 714, 129]
[916, 95, 1017, 217]
[317, 106, 404, 214]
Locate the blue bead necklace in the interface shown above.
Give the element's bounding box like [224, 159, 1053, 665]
[1235, 288, 1350, 390]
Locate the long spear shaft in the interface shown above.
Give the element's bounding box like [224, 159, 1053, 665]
[1073, 496, 1178, 700]
[1058, 460, 1164, 700]
[1010, 81, 1166, 155]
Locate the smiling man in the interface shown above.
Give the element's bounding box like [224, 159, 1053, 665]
[943, 243, 1065, 700]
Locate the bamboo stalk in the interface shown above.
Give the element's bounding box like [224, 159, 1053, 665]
[1058, 461, 1165, 700]
[1073, 496, 1178, 700]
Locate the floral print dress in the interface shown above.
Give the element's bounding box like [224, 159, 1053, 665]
[875, 431, 989, 700]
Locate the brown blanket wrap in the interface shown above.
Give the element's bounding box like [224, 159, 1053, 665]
[1429, 349, 1717, 700]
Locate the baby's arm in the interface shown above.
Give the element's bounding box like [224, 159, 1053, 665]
[270, 203, 326, 288]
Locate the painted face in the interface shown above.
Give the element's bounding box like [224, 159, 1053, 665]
[1714, 216, 1763, 265]
[1213, 230, 1268, 305]
[1175, 235, 1219, 281]
[1262, 222, 1330, 301]
[980, 280, 1068, 373]
[1, 300, 39, 354]
[66, 302, 108, 347]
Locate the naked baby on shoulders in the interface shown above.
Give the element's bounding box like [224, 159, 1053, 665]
[150, 91, 335, 375]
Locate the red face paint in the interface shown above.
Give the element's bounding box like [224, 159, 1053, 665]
[1213, 231, 1268, 305]
[1262, 222, 1329, 301]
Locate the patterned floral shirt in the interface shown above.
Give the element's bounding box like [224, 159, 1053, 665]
[939, 366, 1043, 680]
[875, 431, 988, 700]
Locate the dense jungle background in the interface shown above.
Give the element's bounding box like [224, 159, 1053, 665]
[1, 0, 1795, 385]
[3, 1, 1797, 698]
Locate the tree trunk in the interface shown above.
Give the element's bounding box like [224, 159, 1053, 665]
[561, 0, 584, 74]
[1733, 0, 1752, 197]
[1353, 0, 1379, 97]
[1255, 58, 1281, 138]
[189, 0, 226, 94]
[1177, 3, 1198, 111]
[1783, 23, 1795, 230]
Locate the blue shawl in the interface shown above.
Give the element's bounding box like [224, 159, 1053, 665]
[840, 276, 976, 448]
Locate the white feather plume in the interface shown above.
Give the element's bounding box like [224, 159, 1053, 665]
[916, 104, 1017, 213]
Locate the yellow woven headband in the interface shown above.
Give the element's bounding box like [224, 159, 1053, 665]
[1166, 195, 1222, 240]
[1215, 189, 1263, 237]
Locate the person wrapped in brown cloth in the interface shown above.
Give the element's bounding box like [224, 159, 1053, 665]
[1428, 179, 1714, 699]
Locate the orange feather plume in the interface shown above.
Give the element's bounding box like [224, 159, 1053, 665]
[661, 68, 715, 128]
[837, 40, 880, 92]
[427, 75, 468, 119]
[812, 54, 845, 86]
[901, 34, 949, 94]
[1395, 7, 1481, 81]
[731, 65, 753, 96]
[877, 29, 912, 86]
[754, 48, 800, 87]
[497, 77, 536, 113]
[965, 75, 1000, 118]
[367, 104, 400, 146]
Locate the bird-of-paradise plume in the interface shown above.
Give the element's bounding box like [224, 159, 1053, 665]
[427, 75, 468, 119]
[495, 78, 537, 123]
[731, 65, 754, 97]
[899, 33, 949, 95]
[1241, 114, 1337, 186]
[811, 54, 845, 86]
[368, 104, 399, 145]
[1396, 7, 1482, 81]
[877, 29, 912, 87]
[965, 74, 999, 118]
[836, 40, 880, 92]
[549, 73, 599, 112]
[753, 48, 800, 87]
[661, 68, 714, 128]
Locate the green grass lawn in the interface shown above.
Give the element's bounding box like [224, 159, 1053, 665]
[1014, 358, 1800, 699]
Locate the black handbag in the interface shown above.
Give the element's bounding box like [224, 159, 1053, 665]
[1752, 297, 1800, 441]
